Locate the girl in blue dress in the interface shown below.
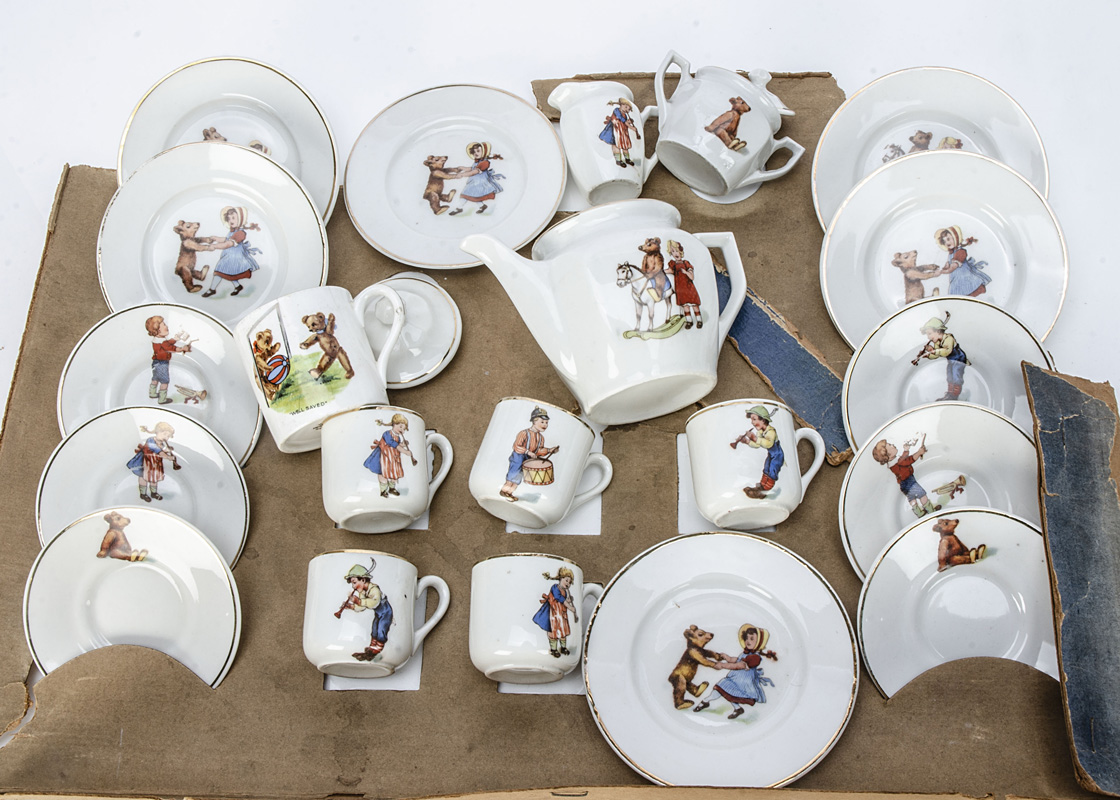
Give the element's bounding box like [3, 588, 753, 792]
[936, 225, 991, 298]
[692, 624, 778, 720]
[448, 142, 505, 215]
[202, 206, 262, 298]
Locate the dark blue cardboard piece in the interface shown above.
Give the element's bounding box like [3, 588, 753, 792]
[1025, 363, 1120, 796]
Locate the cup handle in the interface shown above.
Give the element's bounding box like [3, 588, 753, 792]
[411, 574, 451, 656]
[639, 105, 660, 181]
[795, 427, 826, 494]
[353, 283, 406, 386]
[568, 453, 613, 513]
[654, 50, 692, 128]
[693, 231, 748, 346]
[582, 581, 604, 608]
[735, 137, 806, 190]
[425, 431, 454, 504]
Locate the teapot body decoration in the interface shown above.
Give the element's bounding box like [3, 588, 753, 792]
[461, 199, 747, 425]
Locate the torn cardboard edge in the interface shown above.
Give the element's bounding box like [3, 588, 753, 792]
[1024, 363, 1120, 796]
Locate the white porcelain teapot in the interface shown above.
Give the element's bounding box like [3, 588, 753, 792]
[461, 199, 747, 425]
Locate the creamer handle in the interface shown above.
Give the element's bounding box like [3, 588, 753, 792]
[735, 137, 806, 190]
[694, 231, 748, 345]
[654, 50, 692, 129]
[639, 105, 659, 181]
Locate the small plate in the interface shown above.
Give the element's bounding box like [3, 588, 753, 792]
[812, 66, 1048, 230]
[357, 272, 463, 388]
[37, 407, 249, 567]
[345, 84, 566, 269]
[98, 142, 328, 327]
[843, 296, 1053, 451]
[118, 56, 340, 220]
[57, 303, 262, 465]
[584, 532, 857, 787]
[820, 150, 1067, 349]
[839, 402, 1040, 581]
[858, 508, 1058, 698]
[25, 506, 241, 688]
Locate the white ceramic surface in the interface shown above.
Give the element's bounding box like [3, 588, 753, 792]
[858, 508, 1058, 698]
[548, 81, 658, 205]
[468, 397, 612, 530]
[652, 51, 802, 202]
[812, 66, 1048, 230]
[98, 142, 328, 327]
[843, 296, 1053, 451]
[24, 506, 241, 687]
[356, 273, 463, 388]
[820, 150, 1067, 349]
[321, 405, 453, 534]
[839, 402, 1040, 580]
[232, 284, 404, 453]
[686, 399, 826, 529]
[584, 532, 858, 787]
[462, 199, 748, 425]
[345, 84, 565, 268]
[36, 406, 250, 567]
[303, 550, 450, 678]
[57, 303, 262, 466]
[469, 553, 602, 684]
[117, 56, 340, 220]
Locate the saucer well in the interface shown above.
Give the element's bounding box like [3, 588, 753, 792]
[812, 66, 1048, 230]
[345, 84, 566, 268]
[57, 303, 262, 466]
[820, 150, 1066, 349]
[118, 56, 340, 220]
[37, 407, 249, 567]
[25, 506, 241, 688]
[842, 296, 1052, 451]
[98, 142, 328, 327]
[356, 273, 463, 388]
[858, 508, 1058, 698]
[839, 402, 1040, 581]
[584, 532, 858, 787]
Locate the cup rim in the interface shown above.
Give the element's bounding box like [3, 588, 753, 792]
[473, 552, 581, 569]
[321, 403, 423, 428]
[312, 548, 416, 563]
[496, 396, 594, 434]
[685, 398, 795, 426]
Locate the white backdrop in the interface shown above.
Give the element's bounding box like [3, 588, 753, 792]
[2, 1, 1116, 423]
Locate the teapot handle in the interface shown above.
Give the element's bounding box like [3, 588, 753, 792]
[694, 231, 747, 346]
[735, 137, 806, 190]
[654, 50, 693, 127]
[639, 105, 660, 181]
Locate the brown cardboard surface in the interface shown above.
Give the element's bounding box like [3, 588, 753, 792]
[0, 73, 1092, 800]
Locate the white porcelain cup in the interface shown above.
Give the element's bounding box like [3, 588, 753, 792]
[548, 81, 658, 205]
[469, 553, 603, 684]
[652, 50, 804, 202]
[321, 405, 453, 533]
[468, 397, 612, 529]
[303, 550, 450, 678]
[232, 284, 404, 453]
[686, 399, 826, 529]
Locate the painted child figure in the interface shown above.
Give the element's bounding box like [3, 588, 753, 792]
[202, 206, 262, 298]
[730, 406, 784, 499]
[448, 142, 505, 215]
[599, 97, 641, 168]
[532, 567, 578, 658]
[914, 314, 970, 401]
[125, 421, 180, 502]
[500, 406, 559, 502]
[936, 225, 991, 298]
[363, 413, 416, 498]
[339, 560, 394, 662]
[872, 434, 941, 518]
[666, 239, 702, 329]
[692, 624, 778, 720]
[145, 315, 193, 405]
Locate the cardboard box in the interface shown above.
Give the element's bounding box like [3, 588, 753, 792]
[0, 73, 1094, 799]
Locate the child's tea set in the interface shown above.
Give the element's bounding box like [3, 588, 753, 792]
[20, 53, 1072, 787]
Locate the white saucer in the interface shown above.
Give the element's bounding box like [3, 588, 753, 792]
[24, 506, 241, 688]
[344, 84, 566, 269]
[584, 532, 857, 787]
[812, 66, 1048, 230]
[98, 142, 328, 327]
[858, 508, 1058, 698]
[118, 56, 340, 220]
[843, 296, 1052, 451]
[839, 402, 1040, 581]
[356, 273, 463, 388]
[37, 406, 249, 567]
[820, 150, 1067, 349]
[57, 303, 262, 465]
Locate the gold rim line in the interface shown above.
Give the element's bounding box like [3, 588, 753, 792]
[494, 396, 595, 433]
[473, 553, 581, 568]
